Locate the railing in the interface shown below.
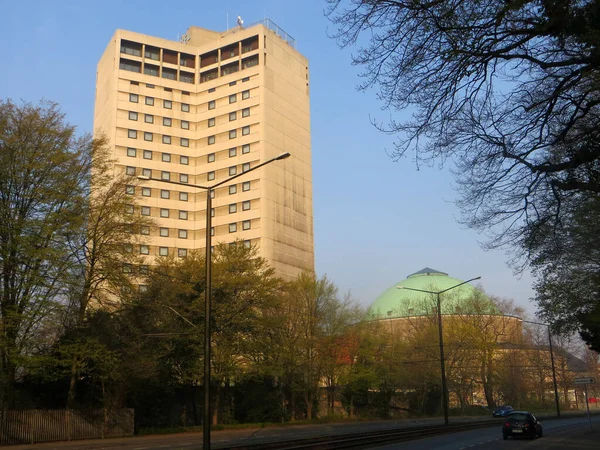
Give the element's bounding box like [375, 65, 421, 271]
[223, 18, 296, 49]
[0, 409, 134, 445]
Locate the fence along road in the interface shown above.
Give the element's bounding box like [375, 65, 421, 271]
[0, 409, 133, 445]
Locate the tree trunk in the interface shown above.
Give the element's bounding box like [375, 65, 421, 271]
[66, 358, 78, 409]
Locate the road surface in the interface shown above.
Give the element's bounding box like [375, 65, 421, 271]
[371, 415, 600, 449]
[2, 413, 597, 450]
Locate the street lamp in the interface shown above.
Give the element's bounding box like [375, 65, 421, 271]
[139, 151, 290, 449]
[397, 276, 481, 426]
[521, 319, 560, 417]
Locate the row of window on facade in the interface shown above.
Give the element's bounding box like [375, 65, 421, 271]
[127, 125, 252, 146]
[127, 105, 250, 129]
[124, 183, 252, 214]
[129, 76, 250, 96]
[119, 54, 259, 83]
[129, 90, 251, 111]
[125, 143, 251, 164]
[120, 35, 259, 69]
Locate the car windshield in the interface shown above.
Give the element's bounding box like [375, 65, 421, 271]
[508, 413, 528, 421]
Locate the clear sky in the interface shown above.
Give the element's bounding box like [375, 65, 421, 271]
[0, 0, 537, 316]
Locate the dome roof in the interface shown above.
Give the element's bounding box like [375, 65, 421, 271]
[368, 268, 496, 319]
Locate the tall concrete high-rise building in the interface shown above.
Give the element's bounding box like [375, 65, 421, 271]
[94, 20, 314, 280]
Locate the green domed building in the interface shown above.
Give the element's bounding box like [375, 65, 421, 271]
[369, 267, 498, 320]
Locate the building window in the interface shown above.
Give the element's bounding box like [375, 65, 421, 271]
[180, 155, 189, 165]
[128, 129, 137, 139]
[160, 227, 169, 237]
[140, 265, 149, 275]
[163, 117, 172, 126]
[229, 223, 237, 233]
[242, 162, 250, 172]
[208, 118, 215, 127]
[125, 204, 134, 214]
[229, 94, 237, 104]
[208, 100, 215, 110]
[160, 189, 170, 199]
[207, 171, 215, 181]
[229, 112, 237, 121]
[211, 208, 215, 217]
[229, 204, 237, 214]
[242, 220, 251, 230]
[127, 147, 137, 157]
[178, 248, 188, 258]
[211, 228, 215, 236]
[242, 126, 250, 136]
[129, 93, 139, 103]
[161, 171, 170, 181]
[123, 264, 132, 273]
[141, 206, 151, 216]
[181, 120, 190, 130]
[179, 192, 188, 201]
[229, 185, 237, 194]
[140, 245, 149, 255]
[142, 187, 151, 197]
[229, 130, 237, 139]
[229, 147, 237, 157]
[159, 247, 168, 257]
[208, 153, 215, 163]
[160, 208, 169, 218]
[144, 132, 153, 141]
[242, 76, 250, 82]
[126, 166, 136, 175]
[243, 240, 251, 248]
[145, 46, 159, 60]
[178, 229, 188, 239]
[242, 181, 250, 191]
[229, 166, 237, 176]
[242, 107, 250, 117]
[210, 190, 215, 199]
[140, 226, 150, 235]
[162, 135, 171, 144]
[208, 136, 215, 145]
[142, 168, 151, 177]
[145, 114, 154, 124]
[162, 153, 171, 162]
[208, 87, 216, 93]
[144, 64, 159, 77]
[242, 90, 250, 100]
[180, 174, 189, 183]
[179, 210, 188, 220]
[139, 284, 148, 293]
[145, 97, 154, 106]
[164, 100, 172, 109]
[121, 40, 142, 56]
[181, 103, 190, 112]
[242, 200, 250, 211]
[181, 138, 189, 147]
[126, 185, 135, 195]
[143, 150, 152, 159]
[242, 144, 250, 154]
[129, 111, 138, 121]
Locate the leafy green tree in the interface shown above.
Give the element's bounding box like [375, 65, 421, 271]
[0, 100, 91, 407]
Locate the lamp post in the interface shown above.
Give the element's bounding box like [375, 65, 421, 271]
[397, 276, 481, 426]
[521, 320, 560, 417]
[139, 152, 290, 449]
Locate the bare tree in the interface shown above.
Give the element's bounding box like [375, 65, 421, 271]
[325, 0, 600, 265]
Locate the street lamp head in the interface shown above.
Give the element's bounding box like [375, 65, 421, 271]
[275, 152, 291, 160]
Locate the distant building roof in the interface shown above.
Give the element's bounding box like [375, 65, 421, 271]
[369, 268, 495, 320]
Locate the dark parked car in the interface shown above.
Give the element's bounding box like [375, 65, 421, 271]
[492, 405, 513, 417]
[502, 411, 543, 440]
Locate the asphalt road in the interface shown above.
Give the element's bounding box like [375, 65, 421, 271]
[371, 415, 600, 449]
[2, 413, 598, 450]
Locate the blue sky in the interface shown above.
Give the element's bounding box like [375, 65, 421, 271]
[0, 0, 536, 315]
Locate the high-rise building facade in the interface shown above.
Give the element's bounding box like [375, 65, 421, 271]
[94, 20, 314, 280]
